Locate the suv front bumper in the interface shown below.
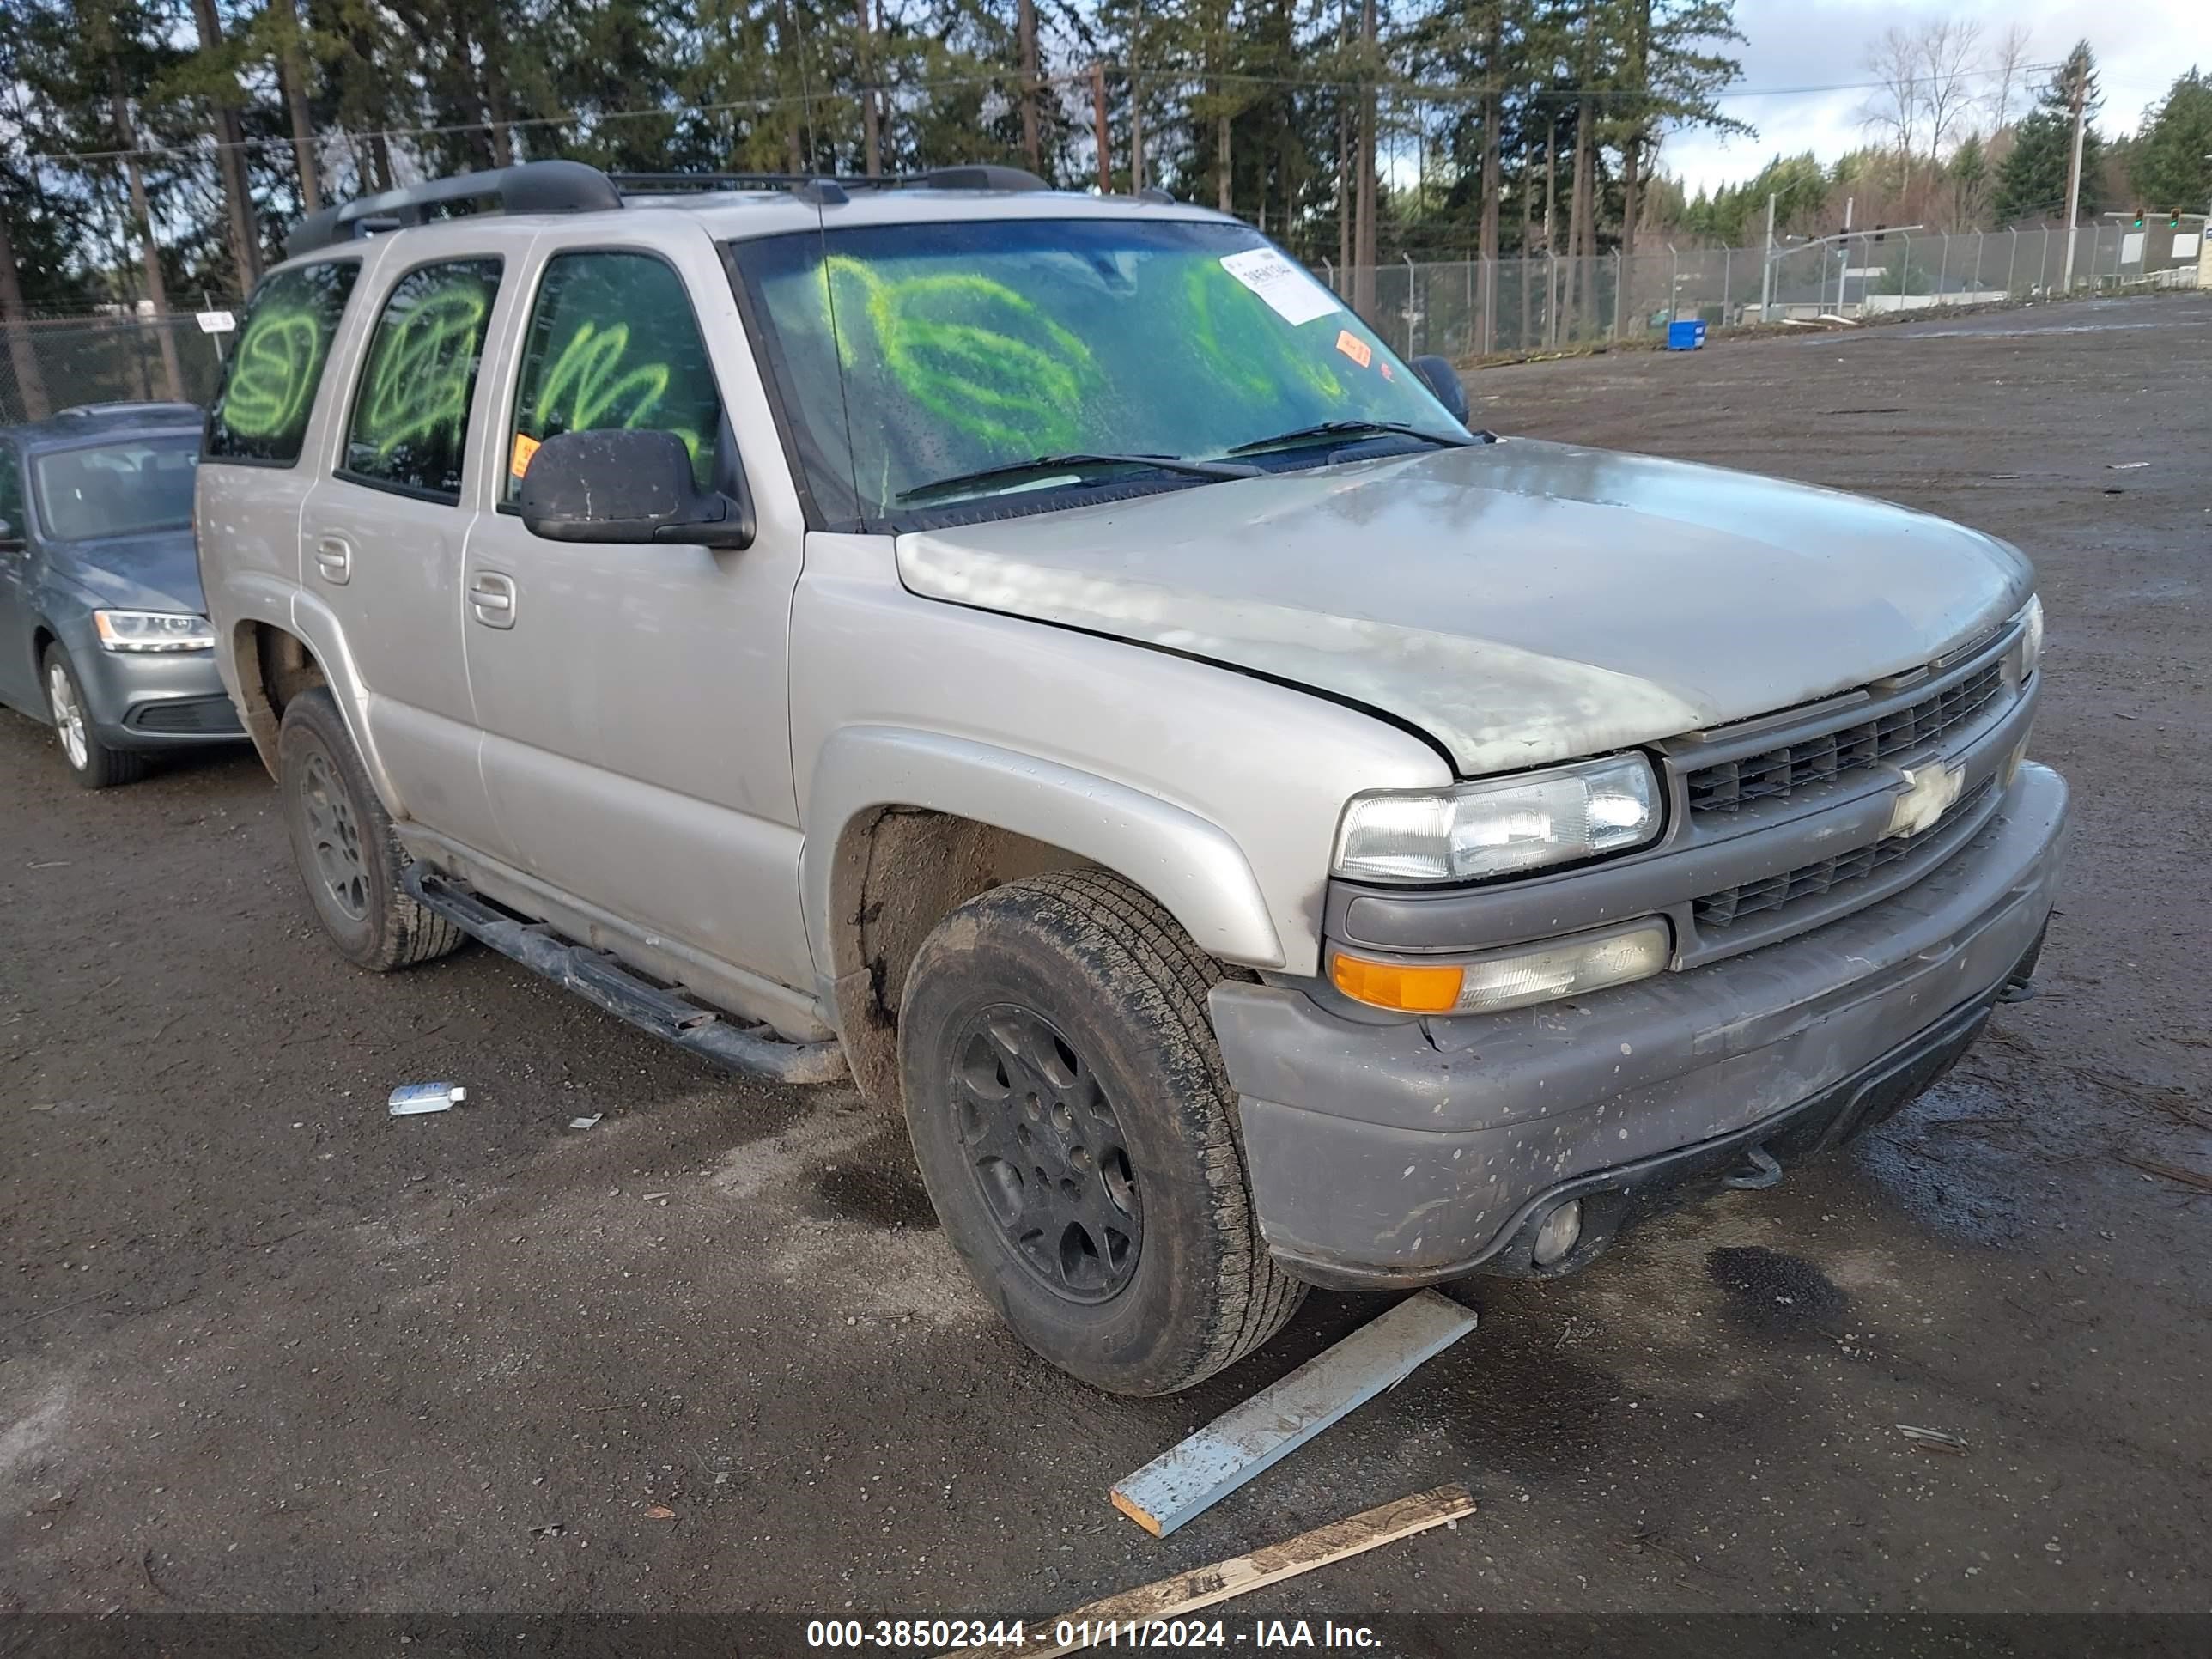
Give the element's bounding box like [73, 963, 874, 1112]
[1210, 762, 2069, 1289]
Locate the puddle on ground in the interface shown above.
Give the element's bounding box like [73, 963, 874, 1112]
[813, 1162, 939, 1231]
[1705, 1244, 1848, 1337]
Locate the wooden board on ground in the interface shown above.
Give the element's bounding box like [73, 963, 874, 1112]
[1110, 1289, 1478, 1538]
[942, 1485, 1474, 1659]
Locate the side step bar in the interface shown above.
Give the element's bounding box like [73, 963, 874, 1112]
[404, 868, 848, 1085]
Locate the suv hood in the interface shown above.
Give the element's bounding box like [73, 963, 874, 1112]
[897, 439, 2033, 775]
[53, 529, 208, 616]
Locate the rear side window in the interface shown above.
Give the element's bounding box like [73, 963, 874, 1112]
[341, 258, 503, 501]
[204, 258, 360, 465]
[0, 449, 25, 540]
[505, 251, 721, 501]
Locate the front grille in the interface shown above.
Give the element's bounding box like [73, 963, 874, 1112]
[1694, 778, 1996, 929]
[128, 695, 243, 736]
[1686, 661, 2005, 816]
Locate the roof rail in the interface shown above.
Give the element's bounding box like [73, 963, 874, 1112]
[607, 165, 1051, 202]
[283, 159, 1057, 258]
[283, 160, 623, 258]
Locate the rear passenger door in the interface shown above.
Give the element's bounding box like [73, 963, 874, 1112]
[459, 233, 813, 995]
[295, 247, 510, 854]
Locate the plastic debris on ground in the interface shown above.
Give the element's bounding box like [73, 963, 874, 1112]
[388, 1082, 468, 1115]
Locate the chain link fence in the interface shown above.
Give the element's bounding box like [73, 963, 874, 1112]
[4, 223, 2204, 422]
[1326, 222, 2208, 362]
[1, 315, 229, 426]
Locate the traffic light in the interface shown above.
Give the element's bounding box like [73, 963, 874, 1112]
[2170, 209, 2184, 229]
[2131, 208, 2146, 228]
[1871, 223, 1887, 242]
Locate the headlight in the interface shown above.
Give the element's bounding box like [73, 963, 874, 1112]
[1330, 921, 1674, 1016]
[2009, 594, 2043, 684]
[93, 610, 216, 653]
[1333, 755, 1662, 884]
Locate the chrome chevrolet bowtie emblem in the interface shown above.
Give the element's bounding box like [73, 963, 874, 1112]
[1887, 760, 1966, 838]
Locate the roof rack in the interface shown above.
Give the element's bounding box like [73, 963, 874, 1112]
[609, 165, 1050, 205]
[283, 159, 1054, 257]
[284, 160, 622, 258]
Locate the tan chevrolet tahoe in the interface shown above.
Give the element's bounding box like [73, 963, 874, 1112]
[195, 160, 2068, 1395]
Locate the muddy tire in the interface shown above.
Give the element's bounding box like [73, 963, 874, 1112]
[43, 643, 147, 789]
[277, 687, 465, 972]
[899, 869, 1305, 1395]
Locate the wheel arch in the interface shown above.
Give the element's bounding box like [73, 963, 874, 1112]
[226, 618, 331, 775]
[804, 727, 1286, 1107]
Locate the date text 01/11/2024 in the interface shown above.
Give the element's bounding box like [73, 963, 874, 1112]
[803, 1620, 1384, 1650]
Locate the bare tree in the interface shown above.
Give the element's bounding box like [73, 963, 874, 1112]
[1918, 18, 1982, 161]
[1985, 23, 2034, 131]
[1861, 26, 1920, 185]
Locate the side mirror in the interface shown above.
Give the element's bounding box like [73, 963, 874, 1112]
[0, 517, 21, 551]
[1410, 354, 1470, 426]
[518, 428, 755, 550]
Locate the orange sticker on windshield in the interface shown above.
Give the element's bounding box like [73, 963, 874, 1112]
[1335, 330, 1373, 368]
[509, 431, 541, 478]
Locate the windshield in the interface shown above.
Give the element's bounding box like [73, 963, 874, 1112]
[33, 435, 201, 542]
[729, 217, 1466, 525]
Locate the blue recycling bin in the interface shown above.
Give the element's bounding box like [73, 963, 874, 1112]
[1666, 319, 1707, 351]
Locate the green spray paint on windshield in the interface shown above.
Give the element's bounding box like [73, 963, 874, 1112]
[221, 305, 329, 439]
[823, 256, 1103, 453]
[355, 281, 490, 460]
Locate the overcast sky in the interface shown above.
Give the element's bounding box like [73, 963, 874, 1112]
[1658, 0, 2212, 194]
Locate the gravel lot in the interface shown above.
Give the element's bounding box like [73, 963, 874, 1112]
[4, 294, 2209, 1632]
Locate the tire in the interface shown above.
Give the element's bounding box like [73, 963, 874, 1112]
[42, 643, 148, 789]
[276, 686, 465, 972]
[899, 869, 1305, 1395]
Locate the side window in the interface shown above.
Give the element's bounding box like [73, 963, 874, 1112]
[0, 449, 24, 541]
[505, 251, 722, 501]
[341, 258, 503, 501]
[204, 258, 360, 465]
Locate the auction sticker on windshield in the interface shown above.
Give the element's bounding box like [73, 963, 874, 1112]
[1219, 247, 1341, 326]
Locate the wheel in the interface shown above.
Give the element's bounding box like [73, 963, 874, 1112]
[899, 869, 1305, 1395]
[276, 686, 465, 971]
[42, 643, 148, 789]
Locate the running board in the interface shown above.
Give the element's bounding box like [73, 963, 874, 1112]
[404, 868, 848, 1085]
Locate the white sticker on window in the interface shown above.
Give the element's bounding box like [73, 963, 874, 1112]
[1219, 247, 1342, 326]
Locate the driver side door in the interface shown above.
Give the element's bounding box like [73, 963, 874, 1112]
[459, 231, 814, 1006]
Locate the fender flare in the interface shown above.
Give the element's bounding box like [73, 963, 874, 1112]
[802, 725, 1288, 977]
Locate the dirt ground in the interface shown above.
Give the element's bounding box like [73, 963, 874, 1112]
[4, 295, 2209, 1638]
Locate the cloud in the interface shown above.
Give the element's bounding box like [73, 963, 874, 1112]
[1658, 0, 2212, 193]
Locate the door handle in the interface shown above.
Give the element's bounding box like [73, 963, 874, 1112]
[469, 570, 517, 629]
[313, 535, 352, 585]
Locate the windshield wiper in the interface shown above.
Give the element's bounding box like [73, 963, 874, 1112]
[896, 452, 1261, 507]
[1225, 419, 1487, 458]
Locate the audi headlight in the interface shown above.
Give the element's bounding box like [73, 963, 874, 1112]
[93, 610, 216, 653]
[2008, 594, 2043, 685]
[1333, 755, 1663, 884]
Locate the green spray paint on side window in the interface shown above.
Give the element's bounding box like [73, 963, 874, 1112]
[222, 305, 329, 439]
[529, 320, 700, 463]
[355, 281, 492, 461]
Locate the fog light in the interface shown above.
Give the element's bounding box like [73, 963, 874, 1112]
[1532, 1200, 1583, 1267]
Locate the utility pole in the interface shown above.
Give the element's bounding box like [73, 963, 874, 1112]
[1091, 64, 1110, 192]
[2060, 63, 2088, 292]
[1833, 197, 1853, 313]
[1759, 191, 1776, 321]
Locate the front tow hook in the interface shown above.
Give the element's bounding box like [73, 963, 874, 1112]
[1722, 1145, 1784, 1190]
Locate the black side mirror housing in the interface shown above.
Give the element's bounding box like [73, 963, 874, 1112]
[518, 428, 755, 550]
[1410, 354, 1471, 426]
